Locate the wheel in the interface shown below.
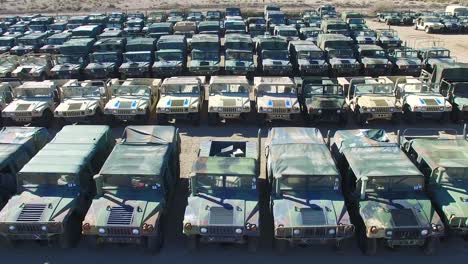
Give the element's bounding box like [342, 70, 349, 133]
[391, 112, 402, 124]
[364, 238, 377, 256]
[404, 105, 416, 123]
[247, 236, 259, 253]
[355, 110, 367, 126]
[38, 109, 53, 128]
[425, 27, 432, 34]
[422, 237, 437, 255]
[92, 108, 105, 125]
[156, 113, 168, 125]
[187, 235, 199, 252]
[451, 108, 462, 123]
[191, 113, 200, 126]
[440, 112, 449, 123]
[105, 115, 118, 127]
[59, 213, 80, 249]
[207, 113, 219, 126]
[146, 222, 164, 254]
[274, 239, 288, 255]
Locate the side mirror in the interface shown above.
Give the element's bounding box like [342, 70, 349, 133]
[93, 174, 103, 196]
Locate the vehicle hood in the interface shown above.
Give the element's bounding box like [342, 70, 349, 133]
[432, 185, 468, 223]
[225, 60, 254, 68]
[190, 60, 220, 67]
[157, 94, 199, 109]
[86, 62, 115, 70]
[257, 94, 299, 109]
[3, 98, 51, 113]
[208, 94, 250, 108]
[379, 36, 400, 42]
[120, 62, 151, 69]
[51, 63, 81, 72]
[356, 36, 377, 43]
[357, 96, 398, 107]
[12, 65, 45, 75]
[105, 96, 149, 111]
[403, 94, 449, 107]
[263, 59, 291, 67]
[298, 59, 326, 66]
[56, 98, 100, 112]
[454, 97, 468, 109]
[306, 96, 345, 109]
[361, 57, 389, 65]
[329, 58, 358, 65]
[396, 58, 421, 66]
[426, 22, 444, 27]
[153, 60, 183, 68]
[427, 58, 455, 66]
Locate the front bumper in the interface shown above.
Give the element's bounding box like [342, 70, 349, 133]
[153, 66, 183, 77]
[262, 66, 292, 75]
[274, 225, 354, 244]
[307, 109, 345, 122]
[119, 68, 150, 77]
[1, 222, 63, 240]
[188, 66, 219, 75]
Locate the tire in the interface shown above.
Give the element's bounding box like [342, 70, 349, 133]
[391, 112, 402, 124]
[365, 238, 377, 256]
[207, 113, 219, 126]
[247, 236, 259, 253]
[38, 109, 53, 128]
[440, 112, 450, 123]
[191, 113, 200, 126]
[404, 105, 416, 123]
[274, 239, 288, 255]
[425, 27, 432, 34]
[156, 113, 168, 125]
[146, 222, 164, 254]
[451, 108, 462, 123]
[187, 235, 199, 252]
[59, 213, 80, 249]
[355, 110, 367, 126]
[422, 237, 437, 255]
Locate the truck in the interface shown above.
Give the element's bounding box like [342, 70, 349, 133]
[189, 34, 221, 76]
[256, 36, 292, 76]
[317, 34, 359, 76]
[0, 55, 22, 79]
[289, 41, 328, 76]
[356, 44, 391, 76]
[85, 51, 123, 79]
[52, 38, 95, 79]
[415, 16, 445, 34]
[388, 48, 423, 76]
[11, 54, 53, 81]
[375, 29, 402, 49]
[39, 32, 72, 54]
[9, 32, 48, 56]
[82, 125, 179, 252]
[224, 34, 255, 76]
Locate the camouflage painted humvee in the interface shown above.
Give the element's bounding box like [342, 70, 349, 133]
[317, 34, 359, 76]
[0, 55, 22, 79]
[296, 77, 347, 124]
[339, 77, 402, 125]
[0, 127, 48, 207]
[375, 29, 402, 49]
[254, 77, 301, 122]
[189, 34, 221, 76]
[207, 76, 251, 125]
[183, 134, 261, 251]
[266, 127, 354, 252]
[54, 79, 112, 124]
[400, 128, 468, 239]
[0, 82, 18, 121]
[82, 125, 180, 252]
[104, 78, 161, 124]
[11, 54, 53, 81]
[332, 129, 444, 255]
[356, 44, 391, 76]
[388, 48, 422, 76]
[156, 77, 204, 125]
[0, 125, 113, 248]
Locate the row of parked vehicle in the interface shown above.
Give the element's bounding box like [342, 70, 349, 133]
[0, 59, 466, 128]
[0, 124, 466, 255]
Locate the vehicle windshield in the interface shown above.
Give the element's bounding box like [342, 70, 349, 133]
[263, 50, 288, 60]
[424, 18, 440, 23]
[163, 83, 199, 94]
[57, 55, 83, 64]
[19, 173, 77, 186]
[210, 83, 249, 94]
[278, 29, 298, 37]
[400, 82, 436, 93]
[102, 174, 161, 189]
[349, 18, 365, 24]
[453, 83, 468, 96]
[326, 23, 347, 30]
[16, 87, 52, 98]
[192, 51, 219, 61]
[279, 175, 338, 192]
[19, 39, 39, 46]
[195, 174, 255, 194]
[199, 25, 219, 32]
[361, 49, 386, 58]
[91, 53, 118, 63]
[157, 51, 182, 61]
[303, 30, 320, 37]
[225, 41, 252, 50]
[355, 84, 393, 95]
[62, 86, 101, 98]
[357, 31, 376, 37]
[112, 85, 150, 96]
[304, 84, 342, 96]
[395, 50, 419, 58]
[437, 167, 468, 185]
[0, 39, 13, 46]
[226, 50, 252, 61]
[298, 50, 323, 59]
[328, 48, 353, 58]
[365, 176, 424, 193]
[258, 84, 296, 94]
[427, 49, 450, 58]
[124, 53, 151, 62]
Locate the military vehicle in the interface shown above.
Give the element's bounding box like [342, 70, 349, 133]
[85, 52, 123, 79]
[206, 11, 222, 21]
[332, 129, 444, 255]
[1, 80, 63, 126]
[183, 134, 261, 251]
[119, 52, 154, 79]
[207, 76, 251, 125]
[198, 21, 221, 36]
[247, 17, 267, 39]
[422, 62, 468, 122]
[156, 77, 204, 125]
[318, 4, 337, 18]
[274, 25, 299, 42]
[0, 82, 17, 119]
[167, 10, 185, 24]
[256, 36, 292, 76]
[189, 34, 221, 76]
[10, 32, 48, 56]
[71, 25, 103, 39]
[104, 78, 161, 124]
[320, 19, 349, 36]
[226, 7, 242, 20]
[28, 16, 53, 32]
[88, 14, 109, 27]
[125, 38, 156, 53]
[153, 49, 186, 77]
[299, 27, 321, 43]
[377, 12, 402, 25]
[173, 21, 197, 39]
[47, 21, 68, 34]
[339, 77, 402, 125]
[296, 77, 346, 124]
[415, 16, 445, 33]
[0, 55, 22, 79]
[289, 41, 328, 76]
[352, 30, 377, 45]
[388, 48, 423, 76]
[97, 29, 123, 40]
[304, 14, 322, 28]
[3, 16, 18, 27]
[375, 29, 401, 49]
[265, 10, 286, 33]
[266, 127, 353, 251]
[386, 76, 451, 122]
[107, 12, 126, 29]
[11, 54, 53, 81]
[418, 47, 455, 71]
[156, 35, 187, 51]
[52, 37, 94, 79]
[440, 16, 461, 33]
[317, 34, 359, 76]
[224, 34, 255, 76]
[286, 17, 306, 30]
[343, 13, 367, 32]
[39, 32, 72, 54]
[147, 23, 173, 40]
[147, 11, 167, 23]
[0, 125, 113, 247]
[0, 36, 18, 54]
[187, 11, 204, 22]
[54, 79, 111, 124]
[356, 45, 391, 76]
[0, 127, 48, 207]
[82, 125, 179, 252]
[400, 128, 468, 239]
[254, 77, 300, 122]
[67, 16, 89, 30]
[124, 18, 144, 36]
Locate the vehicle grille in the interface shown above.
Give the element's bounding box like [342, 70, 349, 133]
[15, 111, 32, 117]
[272, 108, 288, 114]
[295, 225, 354, 238]
[374, 107, 391, 113]
[450, 217, 467, 228]
[219, 107, 239, 113]
[117, 109, 134, 115]
[63, 110, 83, 117]
[206, 226, 238, 235]
[17, 204, 47, 222]
[424, 106, 443, 112]
[106, 227, 133, 236]
[209, 207, 233, 225]
[107, 206, 134, 226]
[392, 229, 421, 239]
[168, 107, 186, 113]
[15, 224, 44, 234]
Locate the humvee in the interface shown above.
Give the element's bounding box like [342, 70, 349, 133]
[274, 25, 299, 42]
[440, 16, 461, 33]
[388, 48, 423, 76]
[256, 36, 292, 76]
[205, 11, 222, 21]
[0, 125, 113, 248]
[11, 54, 53, 81]
[189, 34, 221, 76]
[207, 76, 251, 125]
[2, 80, 63, 126]
[339, 77, 402, 125]
[320, 19, 349, 36]
[266, 127, 354, 252]
[119, 51, 154, 79]
[85, 52, 123, 79]
[183, 134, 261, 251]
[10, 32, 48, 56]
[54, 79, 112, 124]
[147, 23, 173, 40]
[147, 12, 166, 23]
[332, 129, 444, 255]
[52, 38, 95, 79]
[296, 77, 347, 124]
[173, 21, 197, 39]
[0, 55, 22, 78]
[418, 47, 455, 71]
[156, 35, 187, 51]
[254, 77, 301, 122]
[415, 16, 445, 33]
[352, 29, 377, 45]
[246, 17, 267, 39]
[0, 35, 19, 54]
[124, 18, 144, 36]
[0, 127, 48, 207]
[317, 34, 359, 76]
[71, 25, 103, 39]
[377, 12, 401, 25]
[356, 44, 391, 76]
[400, 127, 468, 239]
[39, 32, 72, 54]
[299, 27, 321, 43]
[198, 21, 221, 36]
[104, 78, 161, 124]
[386, 76, 451, 122]
[375, 29, 402, 49]
[0, 82, 18, 120]
[289, 41, 328, 76]
[156, 77, 204, 125]
[82, 125, 180, 252]
[153, 49, 186, 77]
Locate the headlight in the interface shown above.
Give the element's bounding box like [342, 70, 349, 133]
[328, 229, 335, 235]
[98, 228, 106, 234]
[217, 107, 222, 112]
[200, 227, 208, 234]
[41, 225, 47, 231]
[235, 228, 243, 234]
[8, 225, 15, 231]
[390, 108, 394, 112]
[439, 107, 444, 111]
[131, 110, 136, 114]
[386, 230, 393, 237]
[336, 109, 341, 113]
[317, 109, 322, 114]
[267, 108, 272, 112]
[236, 107, 242, 112]
[421, 229, 428, 236]
[371, 108, 376, 112]
[112, 110, 118, 114]
[293, 229, 301, 235]
[132, 229, 139, 235]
